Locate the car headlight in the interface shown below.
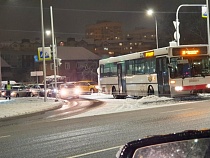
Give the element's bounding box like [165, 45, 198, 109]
[60, 89, 67, 96]
[95, 85, 100, 89]
[74, 88, 81, 95]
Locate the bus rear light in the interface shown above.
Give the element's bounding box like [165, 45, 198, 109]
[206, 84, 210, 88]
[170, 80, 176, 84]
[175, 86, 183, 91]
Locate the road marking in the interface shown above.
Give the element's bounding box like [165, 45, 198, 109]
[0, 135, 11, 139]
[68, 145, 122, 158]
[160, 108, 194, 114]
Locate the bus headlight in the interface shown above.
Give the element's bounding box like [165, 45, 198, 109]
[206, 84, 210, 88]
[175, 86, 183, 91]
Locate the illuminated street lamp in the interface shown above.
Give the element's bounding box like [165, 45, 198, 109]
[147, 9, 158, 49]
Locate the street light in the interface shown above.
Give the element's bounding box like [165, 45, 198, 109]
[147, 9, 158, 49]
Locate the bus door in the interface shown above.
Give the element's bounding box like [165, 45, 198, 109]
[156, 56, 170, 96]
[117, 62, 126, 95]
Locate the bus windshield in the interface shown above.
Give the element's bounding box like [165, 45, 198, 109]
[170, 56, 210, 79]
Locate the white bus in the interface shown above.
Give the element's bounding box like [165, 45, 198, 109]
[99, 44, 210, 98]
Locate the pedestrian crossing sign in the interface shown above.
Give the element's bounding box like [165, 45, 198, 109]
[38, 47, 52, 61]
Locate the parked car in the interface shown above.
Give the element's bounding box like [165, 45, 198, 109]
[58, 83, 81, 99]
[1, 85, 31, 97]
[74, 80, 99, 94]
[29, 84, 44, 97]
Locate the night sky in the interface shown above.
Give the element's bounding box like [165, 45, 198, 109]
[0, 0, 207, 42]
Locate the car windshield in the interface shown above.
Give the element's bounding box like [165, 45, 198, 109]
[12, 87, 20, 90]
[39, 85, 44, 88]
[89, 82, 97, 85]
[66, 84, 75, 88]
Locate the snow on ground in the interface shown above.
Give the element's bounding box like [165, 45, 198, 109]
[71, 93, 210, 118]
[0, 97, 61, 119]
[0, 93, 210, 119]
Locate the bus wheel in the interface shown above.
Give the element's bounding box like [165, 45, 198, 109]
[148, 86, 154, 96]
[112, 87, 119, 99]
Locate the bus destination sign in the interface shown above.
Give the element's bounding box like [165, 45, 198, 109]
[172, 47, 207, 56]
[144, 51, 154, 57]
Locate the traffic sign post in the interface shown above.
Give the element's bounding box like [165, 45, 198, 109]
[37, 47, 52, 61]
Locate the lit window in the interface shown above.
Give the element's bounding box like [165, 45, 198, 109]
[130, 47, 132, 50]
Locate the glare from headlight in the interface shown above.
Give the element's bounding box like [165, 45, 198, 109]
[74, 88, 81, 95]
[53, 88, 58, 93]
[95, 85, 99, 89]
[175, 86, 183, 91]
[60, 89, 67, 96]
[206, 84, 210, 88]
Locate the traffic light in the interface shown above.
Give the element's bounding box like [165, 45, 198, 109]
[57, 58, 62, 66]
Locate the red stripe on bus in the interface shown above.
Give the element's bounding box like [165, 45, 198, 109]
[182, 84, 206, 91]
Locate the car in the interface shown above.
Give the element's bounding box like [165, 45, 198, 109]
[116, 129, 210, 158]
[1, 85, 31, 97]
[58, 83, 81, 99]
[29, 84, 44, 97]
[74, 80, 99, 94]
[47, 82, 64, 98]
[39, 82, 64, 98]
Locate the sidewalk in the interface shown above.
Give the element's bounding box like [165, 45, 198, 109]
[0, 97, 62, 120]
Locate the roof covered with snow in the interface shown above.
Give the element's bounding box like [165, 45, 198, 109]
[57, 46, 101, 60]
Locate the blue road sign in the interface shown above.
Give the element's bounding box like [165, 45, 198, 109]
[34, 55, 38, 62]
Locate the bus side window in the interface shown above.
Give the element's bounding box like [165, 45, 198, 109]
[126, 60, 134, 75]
[150, 58, 156, 73]
[110, 63, 117, 76]
[104, 63, 110, 77]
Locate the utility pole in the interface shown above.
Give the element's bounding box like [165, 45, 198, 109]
[50, 6, 58, 101]
[40, 0, 47, 102]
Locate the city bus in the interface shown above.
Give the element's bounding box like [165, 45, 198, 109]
[99, 44, 210, 98]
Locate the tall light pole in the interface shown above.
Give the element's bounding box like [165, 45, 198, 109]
[147, 9, 158, 49]
[50, 6, 58, 101]
[40, 0, 47, 102]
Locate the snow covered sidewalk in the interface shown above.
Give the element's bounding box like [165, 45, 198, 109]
[74, 93, 210, 118]
[0, 93, 210, 120]
[0, 97, 62, 119]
